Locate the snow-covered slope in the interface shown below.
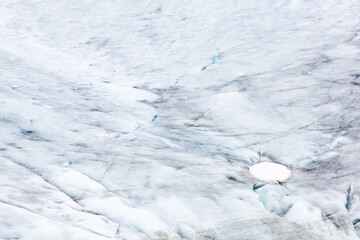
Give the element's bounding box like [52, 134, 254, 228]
[1, 0, 360, 239]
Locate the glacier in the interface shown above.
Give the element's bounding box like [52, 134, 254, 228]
[0, 0, 360, 239]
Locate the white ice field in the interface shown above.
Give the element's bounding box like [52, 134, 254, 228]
[1, 0, 360, 239]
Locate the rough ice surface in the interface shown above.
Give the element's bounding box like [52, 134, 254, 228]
[0, 0, 360, 239]
[249, 162, 291, 183]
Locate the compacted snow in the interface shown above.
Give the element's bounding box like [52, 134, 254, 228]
[1, 0, 360, 239]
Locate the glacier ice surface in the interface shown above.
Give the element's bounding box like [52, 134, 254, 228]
[0, 0, 360, 239]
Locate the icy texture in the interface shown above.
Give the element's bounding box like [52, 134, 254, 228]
[1, 0, 360, 239]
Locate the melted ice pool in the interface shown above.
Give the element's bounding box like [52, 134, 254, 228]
[249, 162, 291, 183]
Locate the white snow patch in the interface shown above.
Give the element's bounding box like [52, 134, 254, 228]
[249, 162, 291, 183]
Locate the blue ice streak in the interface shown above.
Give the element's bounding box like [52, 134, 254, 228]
[151, 115, 158, 122]
[212, 56, 217, 64]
